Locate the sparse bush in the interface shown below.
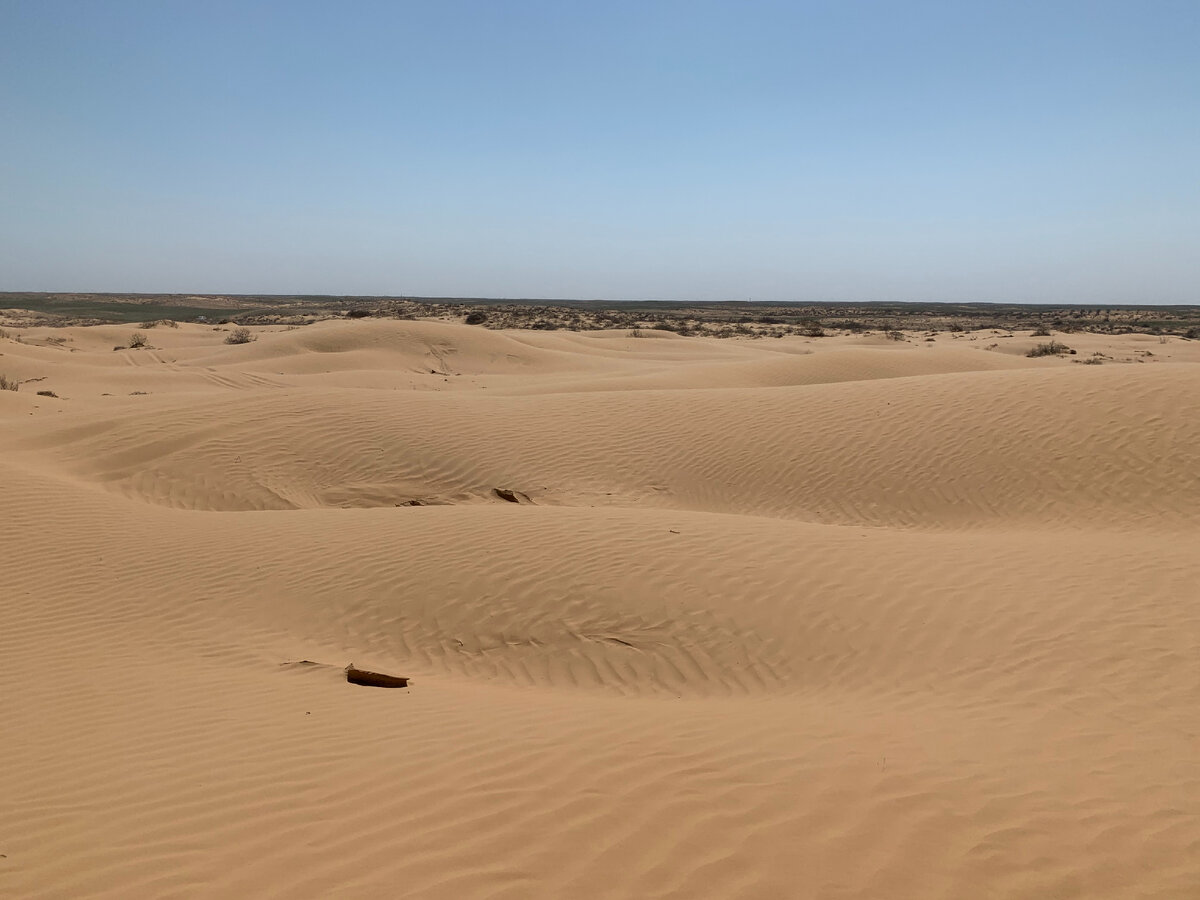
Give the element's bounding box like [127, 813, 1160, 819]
[886, 330, 905, 341]
[1031, 325, 1051, 337]
[225, 326, 254, 345]
[139, 320, 159, 329]
[36, 389, 58, 397]
[827, 319, 866, 332]
[345, 309, 372, 318]
[629, 327, 644, 338]
[0, 374, 18, 391]
[464, 311, 488, 325]
[798, 323, 826, 337]
[128, 332, 148, 349]
[1027, 340, 1070, 357]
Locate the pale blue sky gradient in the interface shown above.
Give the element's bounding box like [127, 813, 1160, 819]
[1, 0, 1197, 302]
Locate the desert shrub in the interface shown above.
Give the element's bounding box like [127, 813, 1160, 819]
[886, 330, 905, 341]
[464, 311, 488, 325]
[827, 319, 866, 332]
[798, 323, 826, 337]
[652, 320, 695, 335]
[139, 320, 159, 329]
[1027, 340, 1070, 357]
[0, 374, 18, 391]
[128, 331, 148, 349]
[225, 326, 254, 345]
[0, 328, 9, 339]
[345, 309, 372, 318]
[36, 389, 58, 397]
[1031, 325, 1051, 337]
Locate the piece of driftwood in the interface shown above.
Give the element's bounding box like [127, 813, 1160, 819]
[345, 664, 410, 688]
[493, 488, 532, 504]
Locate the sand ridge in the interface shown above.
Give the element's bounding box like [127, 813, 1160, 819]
[1, 319, 1198, 898]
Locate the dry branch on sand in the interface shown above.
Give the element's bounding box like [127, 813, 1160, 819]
[345, 665, 410, 688]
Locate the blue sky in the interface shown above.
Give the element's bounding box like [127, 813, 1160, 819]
[1, 0, 1197, 302]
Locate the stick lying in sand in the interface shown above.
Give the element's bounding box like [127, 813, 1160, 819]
[345, 664, 410, 688]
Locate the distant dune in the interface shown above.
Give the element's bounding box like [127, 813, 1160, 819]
[2, 319, 1198, 898]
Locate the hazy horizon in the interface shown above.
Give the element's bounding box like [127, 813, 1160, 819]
[5, 290, 1197, 310]
[2, 1, 1197, 304]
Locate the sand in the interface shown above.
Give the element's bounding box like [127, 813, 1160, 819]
[1, 319, 1197, 898]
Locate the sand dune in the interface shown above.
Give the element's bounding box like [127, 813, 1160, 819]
[1, 319, 1198, 898]
[12, 357, 1199, 528]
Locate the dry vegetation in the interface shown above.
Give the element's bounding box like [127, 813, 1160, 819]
[4, 292, 1199, 340]
[1027, 340, 1073, 357]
